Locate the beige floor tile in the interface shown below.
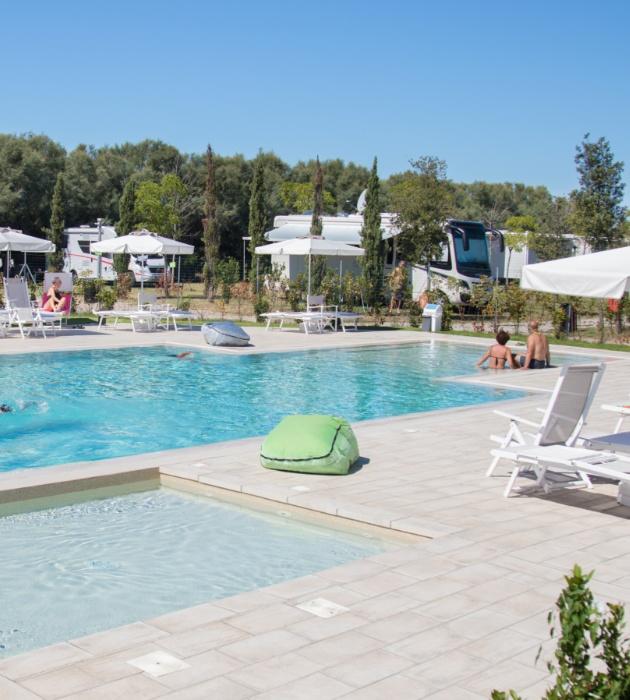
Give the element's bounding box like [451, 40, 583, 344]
[288, 612, 367, 641]
[424, 687, 486, 699]
[252, 671, 353, 700]
[227, 602, 310, 635]
[161, 675, 254, 699]
[146, 603, 233, 634]
[360, 612, 440, 644]
[295, 630, 382, 667]
[70, 622, 167, 657]
[405, 649, 492, 686]
[461, 627, 540, 663]
[60, 673, 167, 700]
[219, 629, 308, 664]
[446, 607, 521, 640]
[156, 622, 247, 657]
[0, 643, 92, 682]
[151, 648, 243, 690]
[340, 672, 437, 699]
[387, 626, 470, 664]
[325, 648, 415, 687]
[465, 658, 549, 697]
[21, 666, 99, 699]
[227, 651, 322, 691]
[0, 676, 41, 699]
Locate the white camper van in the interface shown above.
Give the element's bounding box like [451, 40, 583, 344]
[63, 225, 166, 284]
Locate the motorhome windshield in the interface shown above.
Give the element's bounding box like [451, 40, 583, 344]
[452, 226, 491, 278]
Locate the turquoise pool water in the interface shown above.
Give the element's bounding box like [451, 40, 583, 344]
[0, 489, 386, 657]
[0, 343, 524, 471]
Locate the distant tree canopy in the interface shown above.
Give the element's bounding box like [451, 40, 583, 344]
[0, 132, 610, 268]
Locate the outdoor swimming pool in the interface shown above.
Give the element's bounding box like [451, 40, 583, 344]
[0, 488, 386, 657]
[0, 342, 524, 471]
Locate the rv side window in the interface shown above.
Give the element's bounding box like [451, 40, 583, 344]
[431, 243, 451, 270]
[78, 240, 91, 254]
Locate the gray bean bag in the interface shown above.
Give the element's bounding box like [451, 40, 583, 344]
[201, 322, 250, 347]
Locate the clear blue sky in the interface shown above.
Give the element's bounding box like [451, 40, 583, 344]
[3, 0, 629, 199]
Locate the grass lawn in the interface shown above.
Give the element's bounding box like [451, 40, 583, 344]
[442, 329, 630, 353]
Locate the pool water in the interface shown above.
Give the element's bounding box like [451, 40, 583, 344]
[0, 343, 524, 471]
[0, 489, 386, 657]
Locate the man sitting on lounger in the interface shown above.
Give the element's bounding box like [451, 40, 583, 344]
[519, 320, 550, 370]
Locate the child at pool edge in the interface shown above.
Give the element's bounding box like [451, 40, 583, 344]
[476, 329, 519, 370]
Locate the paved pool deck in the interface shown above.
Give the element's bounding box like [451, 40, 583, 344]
[0, 325, 629, 699]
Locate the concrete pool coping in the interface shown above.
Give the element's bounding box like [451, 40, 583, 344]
[1, 327, 629, 699]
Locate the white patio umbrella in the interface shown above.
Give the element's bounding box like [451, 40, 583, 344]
[521, 246, 630, 299]
[0, 227, 56, 279]
[91, 229, 194, 297]
[255, 237, 364, 297]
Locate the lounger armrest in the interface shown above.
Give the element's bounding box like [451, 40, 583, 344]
[493, 410, 541, 428]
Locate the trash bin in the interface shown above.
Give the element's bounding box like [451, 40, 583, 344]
[422, 303, 443, 332]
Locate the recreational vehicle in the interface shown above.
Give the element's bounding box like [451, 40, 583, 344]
[265, 214, 493, 304]
[63, 225, 166, 284]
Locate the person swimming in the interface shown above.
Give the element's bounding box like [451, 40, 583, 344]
[168, 351, 193, 359]
[0, 404, 12, 413]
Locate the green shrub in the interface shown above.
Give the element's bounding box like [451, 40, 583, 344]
[253, 295, 270, 321]
[492, 565, 630, 700]
[96, 285, 117, 310]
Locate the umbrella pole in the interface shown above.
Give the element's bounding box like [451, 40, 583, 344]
[307, 254, 312, 300]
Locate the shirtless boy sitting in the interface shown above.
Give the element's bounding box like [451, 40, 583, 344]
[519, 320, 550, 370]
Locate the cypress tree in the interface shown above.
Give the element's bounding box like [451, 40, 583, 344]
[571, 134, 625, 252]
[310, 157, 324, 237]
[115, 179, 136, 274]
[309, 157, 327, 294]
[47, 173, 65, 271]
[202, 145, 220, 298]
[248, 155, 269, 283]
[360, 157, 384, 309]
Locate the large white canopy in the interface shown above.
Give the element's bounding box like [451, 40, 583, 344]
[255, 237, 364, 257]
[255, 236, 364, 298]
[520, 246, 630, 300]
[90, 229, 194, 256]
[0, 227, 55, 253]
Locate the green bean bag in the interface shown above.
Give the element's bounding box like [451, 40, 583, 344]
[261, 415, 359, 475]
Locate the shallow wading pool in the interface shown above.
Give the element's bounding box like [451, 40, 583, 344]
[0, 342, 524, 471]
[0, 488, 389, 657]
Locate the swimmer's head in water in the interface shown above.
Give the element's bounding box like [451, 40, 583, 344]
[0, 404, 12, 413]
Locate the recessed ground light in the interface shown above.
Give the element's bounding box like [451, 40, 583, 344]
[297, 598, 350, 618]
[127, 651, 190, 677]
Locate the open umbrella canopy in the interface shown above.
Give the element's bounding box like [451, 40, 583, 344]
[255, 237, 364, 257]
[90, 229, 194, 256]
[0, 227, 55, 253]
[521, 246, 630, 299]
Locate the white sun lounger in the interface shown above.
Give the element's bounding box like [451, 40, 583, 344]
[491, 442, 630, 504]
[601, 399, 630, 434]
[3, 277, 64, 338]
[488, 363, 605, 497]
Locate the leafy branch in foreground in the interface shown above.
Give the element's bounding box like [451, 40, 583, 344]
[491, 565, 630, 700]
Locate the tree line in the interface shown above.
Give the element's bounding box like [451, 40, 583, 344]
[0, 132, 592, 261]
